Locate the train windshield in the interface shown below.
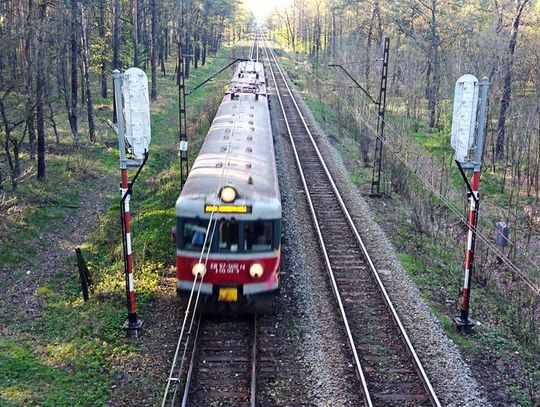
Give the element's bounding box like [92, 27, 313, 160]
[183, 219, 211, 251]
[178, 218, 278, 253]
[244, 221, 273, 252]
[219, 219, 239, 252]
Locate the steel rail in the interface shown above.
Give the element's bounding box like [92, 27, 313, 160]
[176, 315, 258, 406]
[262, 35, 441, 407]
[250, 316, 258, 407]
[261, 39, 373, 407]
[180, 314, 202, 407]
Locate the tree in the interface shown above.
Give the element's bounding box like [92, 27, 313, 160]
[150, 0, 158, 100]
[36, 1, 47, 181]
[80, 3, 95, 142]
[495, 0, 530, 160]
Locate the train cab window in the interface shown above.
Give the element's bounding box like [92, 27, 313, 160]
[183, 219, 211, 251]
[244, 221, 273, 252]
[219, 220, 239, 252]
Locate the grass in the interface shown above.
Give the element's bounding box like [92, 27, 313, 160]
[0, 44, 238, 406]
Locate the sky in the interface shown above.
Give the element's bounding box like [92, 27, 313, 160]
[244, 0, 291, 23]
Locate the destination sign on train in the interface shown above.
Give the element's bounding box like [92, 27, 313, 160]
[204, 204, 252, 214]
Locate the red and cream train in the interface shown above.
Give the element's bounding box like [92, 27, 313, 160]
[174, 60, 281, 313]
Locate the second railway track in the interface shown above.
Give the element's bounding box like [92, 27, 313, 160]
[262, 36, 441, 407]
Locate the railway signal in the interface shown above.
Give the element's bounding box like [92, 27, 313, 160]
[451, 75, 490, 331]
[112, 68, 151, 337]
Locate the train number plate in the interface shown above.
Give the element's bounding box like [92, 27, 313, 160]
[218, 288, 238, 302]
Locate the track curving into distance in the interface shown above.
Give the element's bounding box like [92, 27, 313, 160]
[262, 35, 441, 407]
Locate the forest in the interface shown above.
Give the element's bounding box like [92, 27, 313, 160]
[0, 0, 247, 192]
[0, 0, 539, 405]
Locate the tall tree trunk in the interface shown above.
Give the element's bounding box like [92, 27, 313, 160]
[194, 32, 199, 69]
[112, 0, 120, 122]
[36, 3, 46, 181]
[133, 0, 139, 66]
[150, 0, 158, 100]
[427, 0, 440, 128]
[159, 28, 166, 75]
[184, 11, 191, 78]
[201, 28, 207, 66]
[365, 0, 379, 92]
[70, 0, 78, 142]
[80, 4, 95, 142]
[496, 0, 530, 160]
[25, 0, 36, 160]
[0, 97, 18, 190]
[98, 0, 107, 98]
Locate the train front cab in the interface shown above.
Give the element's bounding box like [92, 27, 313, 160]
[175, 216, 281, 314]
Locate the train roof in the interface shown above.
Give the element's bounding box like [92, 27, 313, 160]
[176, 62, 281, 220]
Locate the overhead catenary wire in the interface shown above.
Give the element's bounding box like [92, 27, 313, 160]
[161, 38, 260, 407]
[304, 64, 540, 296]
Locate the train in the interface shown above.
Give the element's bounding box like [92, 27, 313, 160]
[173, 59, 281, 313]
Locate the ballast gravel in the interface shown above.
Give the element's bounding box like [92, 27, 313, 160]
[262, 76, 363, 406]
[267, 65, 489, 407]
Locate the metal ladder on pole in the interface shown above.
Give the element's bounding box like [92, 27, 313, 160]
[178, 44, 189, 188]
[370, 37, 390, 196]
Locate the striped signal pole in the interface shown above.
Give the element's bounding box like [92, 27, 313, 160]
[113, 70, 144, 336]
[456, 170, 480, 329]
[454, 76, 490, 331]
[120, 169, 138, 326]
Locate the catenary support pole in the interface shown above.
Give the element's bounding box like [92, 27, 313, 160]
[455, 76, 490, 331]
[370, 37, 390, 197]
[113, 70, 144, 336]
[178, 6, 189, 189]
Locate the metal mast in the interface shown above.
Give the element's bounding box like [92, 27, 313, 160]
[370, 37, 390, 197]
[178, 4, 188, 188]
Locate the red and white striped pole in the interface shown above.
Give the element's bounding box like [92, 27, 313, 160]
[454, 76, 489, 330]
[113, 70, 143, 335]
[457, 171, 480, 328]
[121, 169, 139, 326]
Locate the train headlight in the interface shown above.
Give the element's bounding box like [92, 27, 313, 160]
[220, 186, 236, 203]
[249, 263, 264, 278]
[192, 262, 207, 278]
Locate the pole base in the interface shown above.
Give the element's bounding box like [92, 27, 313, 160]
[453, 316, 475, 332]
[122, 319, 144, 338]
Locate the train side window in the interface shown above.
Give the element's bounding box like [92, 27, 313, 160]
[183, 219, 211, 251]
[244, 221, 272, 252]
[219, 220, 239, 252]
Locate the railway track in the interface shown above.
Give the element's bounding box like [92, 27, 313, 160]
[262, 36, 441, 406]
[175, 315, 258, 407]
